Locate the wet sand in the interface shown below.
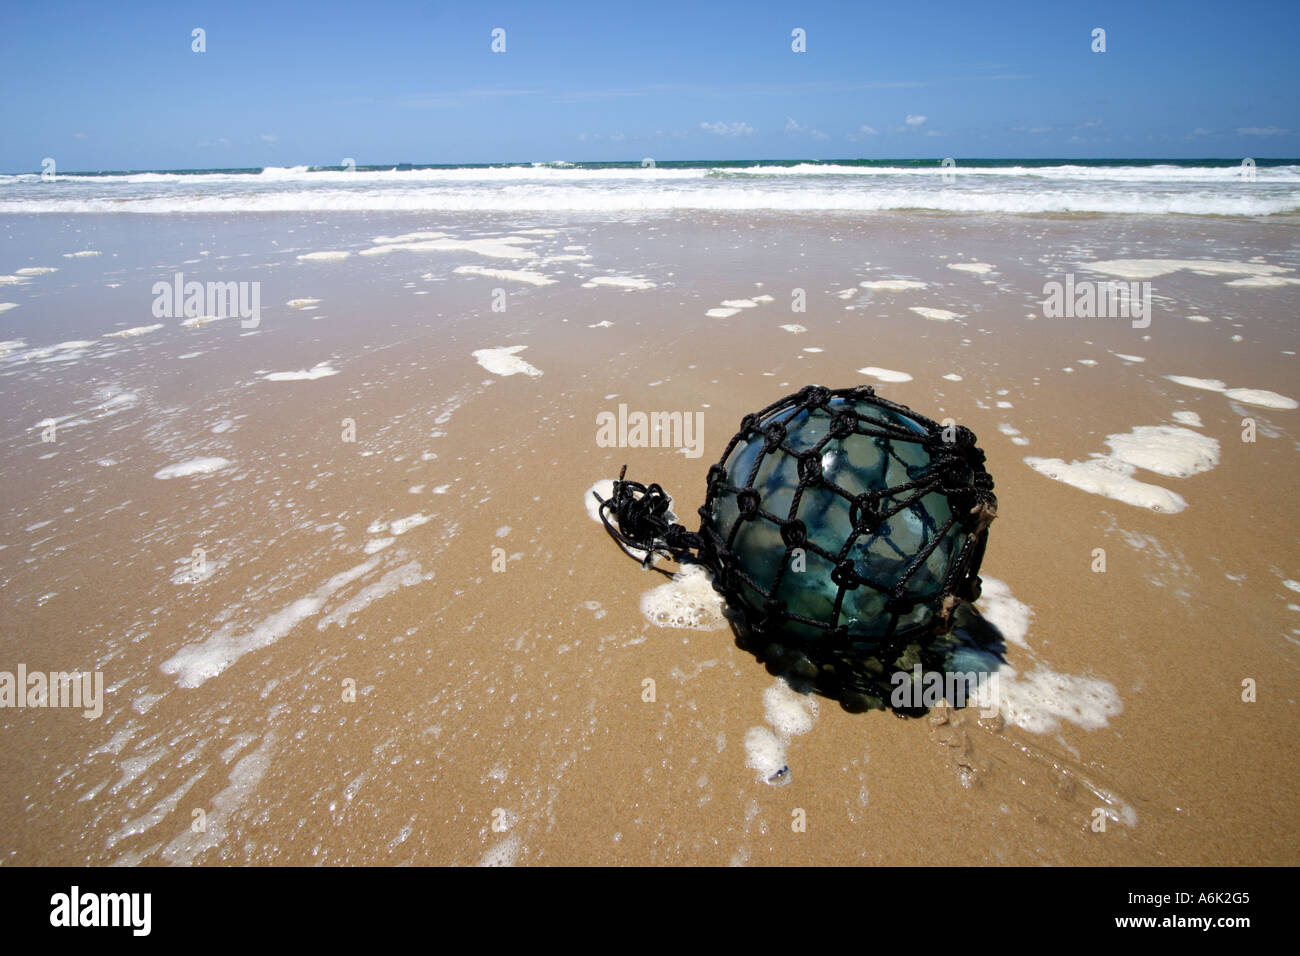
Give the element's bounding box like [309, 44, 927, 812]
[1, 211, 1297, 865]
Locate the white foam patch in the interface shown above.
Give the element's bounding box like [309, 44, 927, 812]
[588, 320, 612, 328]
[1223, 276, 1300, 288]
[161, 558, 381, 687]
[0, 303, 18, 314]
[640, 564, 728, 630]
[286, 298, 321, 309]
[779, 324, 807, 334]
[297, 251, 351, 262]
[1223, 388, 1298, 410]
[706, 307, 741, 318]
[318, 560, 428, 629]
[1172, 411, 1202, 427]
[942, 373, 963, 381]
[1078, 359, 1098, 366]
[364, 537, 394, 554]
[995, 669, 1124, 734]
[104, 324, 164, 338]
[743, 727, 787, 784]
[947, 262, 994, 274]
[1165, 375, 1297, 409]
[1165, 375, 1227, 392]
[583, 276, 656, 291]
[721, 298, 759, 308]
[478, 833, 521, 867]
[1186, 315, 1212, 323]
[744, 678, 819, 786]
[371, 231, 452, 244]
[974, 577, 1032, 648]
[16, 266, 57, 276]
[389, 513, 430, 535]
[153, 457, 231, 480]
[1023, 456, 1187, 513]
[860, 279, 927, 291]
[263, 362, 338, 381]
[762, 680, 819, 737]
[361, 236, 537, 260]
[857, 366, 913, 383]
[909, 306, 961, 322]
[803, 347, 823, 353]
[1104, 426, 1219, 477]
[1083, 259, 1293, 282]
[752, 294, 775, 303]
[970, 578, 1124, 734]
[63, 250, 102, 258]
[455, 265, 555, 286]
[472, 345, 542, 377]
[180, 314, 227, 327]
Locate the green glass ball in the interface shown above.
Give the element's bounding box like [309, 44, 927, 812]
[702, 389, 977, 652]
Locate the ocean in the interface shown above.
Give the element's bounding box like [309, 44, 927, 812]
[3, 158, 1298, 216]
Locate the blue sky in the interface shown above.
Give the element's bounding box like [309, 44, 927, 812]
[2, 0, 1297, 171]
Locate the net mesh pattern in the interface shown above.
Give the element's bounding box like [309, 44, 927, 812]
[595, 384, 997, 694]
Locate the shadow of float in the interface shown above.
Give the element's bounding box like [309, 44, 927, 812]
[729, 600, 1010, 717]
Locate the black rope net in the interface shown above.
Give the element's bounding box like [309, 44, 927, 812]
[595, 384, 998, 711]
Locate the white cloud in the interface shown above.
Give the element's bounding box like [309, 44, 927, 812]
[700, 121, 754, 137]
[858, 125, 879, 136]
[1237, 126, 1287, 136]
[260, 133, 279, 142]
[1192, 128, 1213, 136]
[905, 114, 926, 126]
[784, 117, 804, 133]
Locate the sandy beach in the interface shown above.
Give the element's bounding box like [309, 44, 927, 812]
[1, 208, 1297, 866]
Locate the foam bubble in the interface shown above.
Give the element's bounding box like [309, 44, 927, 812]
[779, 324, 807, 334]
[1165, 375, 1226, 392]
[263, 362, 338, 381]
[153, 457, 231, 479]
[1023, 455, 1187, 513]
[860, 279, 927, 291]
[947, 262, 994, 274]
[744, 727, 788, 784]
[1083, 259, 1293, 282]
[857, 366, 913, 383]
[640, 565, 727, 630]
[296, 250, 351, 262]
[104, 324, 164, 338]
[583, 276, 656, 291]
[997, 669, 1124, 734]
[975, 576, 1033, 647]
[286, 298, 321, 309]
[1222, 388, 1298, 410]
[362, 236, 537, 260]
[909, 306, 961, 322]
[1104, 426, 1220, 477]
[706, 307, 741, 318]
[1172, 411, 1202, 427]
[472, 345, 542, 377]
[455, 265, 555, 286]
